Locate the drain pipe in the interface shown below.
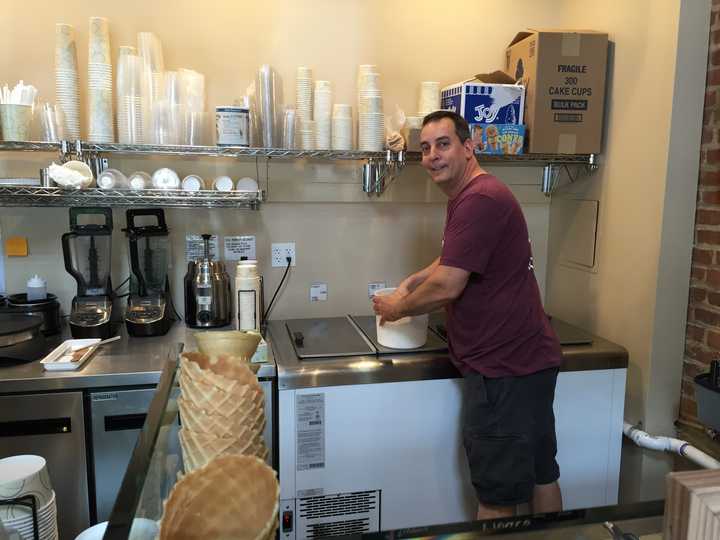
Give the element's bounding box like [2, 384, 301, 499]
[623, 422, 720, 469]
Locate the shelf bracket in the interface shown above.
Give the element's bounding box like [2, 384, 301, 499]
[542, 154, 599, 196]
[362, 151, 406, 196]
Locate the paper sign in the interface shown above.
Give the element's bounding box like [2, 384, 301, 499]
[310, 282, 328, 302]
[186, 235, 219, 262]
[224, 235, 256, 261]
[368, 281, 387, 298]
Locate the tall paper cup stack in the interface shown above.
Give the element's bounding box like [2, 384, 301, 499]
[55, 24, 81, 140]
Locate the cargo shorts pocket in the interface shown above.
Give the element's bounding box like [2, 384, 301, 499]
[463, 431, 534, 506]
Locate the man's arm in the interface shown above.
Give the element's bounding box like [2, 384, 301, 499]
[373, 263, 470, 324]
[397, 257, 440, 296]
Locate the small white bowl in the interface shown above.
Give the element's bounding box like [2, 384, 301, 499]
[235, 176, 258, 191]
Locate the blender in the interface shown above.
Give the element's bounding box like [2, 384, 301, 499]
[62, 207, 115, 339]
[124, 209, 174, 337]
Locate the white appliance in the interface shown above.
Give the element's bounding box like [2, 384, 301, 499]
[272, 317, 627, 540]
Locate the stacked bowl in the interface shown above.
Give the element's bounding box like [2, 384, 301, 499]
[357, 64, 385, 151]
[159, 455, 279, 540]
[55, 24, 81, 140]
[0, 455, 58, 540]
[331, 104, 353, 150]
[87, 17, 114, 143]
[313, 80, 332, 149]
[178, 342, 267, 473]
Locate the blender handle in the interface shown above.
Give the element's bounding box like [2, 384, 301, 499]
[69, 207, 113, 231]
[125, 209, 167, 232]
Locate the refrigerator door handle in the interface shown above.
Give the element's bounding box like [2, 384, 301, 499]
[103, 413, 147, 432]
[0, 417, 72, 437]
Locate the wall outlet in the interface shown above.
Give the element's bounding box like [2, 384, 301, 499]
[271, 242, 296, 267]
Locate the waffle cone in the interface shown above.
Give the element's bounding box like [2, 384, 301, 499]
[179, 371, 263, 415]
[193, 330, 262, 361]
[180, 428, 268, 472]
[160, 455, 279, 540]
[181, 352, 260, 389]
[178, 396, 265, 437]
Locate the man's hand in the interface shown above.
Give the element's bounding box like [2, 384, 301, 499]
[372, 290, 405, 325]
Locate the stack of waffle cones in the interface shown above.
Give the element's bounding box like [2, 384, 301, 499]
[160, 454, 279, 540]
[178, 352, 268, 472]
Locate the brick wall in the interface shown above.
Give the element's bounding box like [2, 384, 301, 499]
[680, 0, 720, 426]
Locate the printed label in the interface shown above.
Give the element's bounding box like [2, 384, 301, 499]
[91, 392, 118, 402]
[296, 393, 325, 471]
[224, 235, 256, 261]
[186, 235, 218, 262]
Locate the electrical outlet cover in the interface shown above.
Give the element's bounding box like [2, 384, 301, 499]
[271, 242, 296, 267]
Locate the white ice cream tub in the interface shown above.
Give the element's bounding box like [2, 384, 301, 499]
[374, 288, 428, 349]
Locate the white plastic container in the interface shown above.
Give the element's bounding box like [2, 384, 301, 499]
[234, 260, 262, 331]
[374, 288, 429, 349]
[26, 275, 47, 301]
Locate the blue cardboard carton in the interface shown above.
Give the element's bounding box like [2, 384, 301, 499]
[471, 124, 525, 155]
[441, 82, 525, 126]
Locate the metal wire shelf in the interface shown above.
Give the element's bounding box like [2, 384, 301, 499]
[0, 140, 595, 165]
[0, 186, 264, 209]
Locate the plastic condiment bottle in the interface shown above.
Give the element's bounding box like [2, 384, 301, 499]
[234, 260, 262, 331]
[27, 275, 47, 301]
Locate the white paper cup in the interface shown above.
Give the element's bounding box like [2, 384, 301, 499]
[0, 455, 53, 520]
[373, 288, 428, 349]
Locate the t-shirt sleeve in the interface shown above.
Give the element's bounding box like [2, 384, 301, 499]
[440, 193, 507, 275]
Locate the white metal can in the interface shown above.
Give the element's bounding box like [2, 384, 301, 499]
[215, 106, 249, 147]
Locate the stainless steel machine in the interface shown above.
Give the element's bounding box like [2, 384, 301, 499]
[184, 234, 231, 328]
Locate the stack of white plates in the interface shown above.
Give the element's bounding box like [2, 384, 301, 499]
[357, 65, 384, 151]
[418, 81, 441, 117]
[0, 455, 58, 540]
[55, 24, 81, 140]
[296, 66, 313, 149]
[332, 104, 352, 151]
[313, 80, 332, 149]
[87, 17, 113, 143]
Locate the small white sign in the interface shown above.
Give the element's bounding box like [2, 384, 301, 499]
[310, 282, 328, 302]
[368, 281, 387, 298]
[186, 235, 219, 262]
[224, 235, 256, 261]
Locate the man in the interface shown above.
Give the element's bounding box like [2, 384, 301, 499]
[372, 111, 563, 519]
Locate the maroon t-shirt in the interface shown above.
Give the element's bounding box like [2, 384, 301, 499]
[440, 174, 562, 377]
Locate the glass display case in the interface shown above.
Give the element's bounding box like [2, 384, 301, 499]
[102, 343, 665, 540]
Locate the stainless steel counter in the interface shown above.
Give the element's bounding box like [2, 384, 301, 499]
[0, 323, 276, 394]
[269, 315, 629, 390]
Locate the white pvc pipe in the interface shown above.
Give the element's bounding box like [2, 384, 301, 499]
[623, 422, 720, 469]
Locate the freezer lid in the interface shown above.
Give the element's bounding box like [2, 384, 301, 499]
[285, 317, 375, 359]
[349, 315, 449, 354]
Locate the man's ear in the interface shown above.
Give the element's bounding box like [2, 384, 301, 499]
[463, 138, 475, 156]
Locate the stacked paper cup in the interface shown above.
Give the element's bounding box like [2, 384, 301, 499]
[178, 351, 268, 473]
[55, 24, 81, 140]
[332, 104, 352, 150]
[87, 17, 114, 142]
[116, 50, 144, 144]
[295, 66, 313, 149]
[0, 455, 58, 540]
[313, 80, 332, 149]
[357, 64, 385, 151]
[138, 32, 165, 144]
[418, 81, 441, 117]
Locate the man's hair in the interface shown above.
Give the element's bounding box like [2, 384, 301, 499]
[422, 110, 471, 143]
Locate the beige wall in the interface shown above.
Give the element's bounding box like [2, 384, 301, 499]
[546, 0, 709, 500]
[0, 1, 557, 319]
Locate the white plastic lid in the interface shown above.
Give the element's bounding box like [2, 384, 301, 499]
[27, 274, 46, 287]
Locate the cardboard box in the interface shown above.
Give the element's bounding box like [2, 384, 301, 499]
[440, 82, 524, 126]
[505, 29, 608, 154]
[471, 124, 525, 155]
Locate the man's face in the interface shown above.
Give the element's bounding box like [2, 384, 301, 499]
[420, 118, 473, 187]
